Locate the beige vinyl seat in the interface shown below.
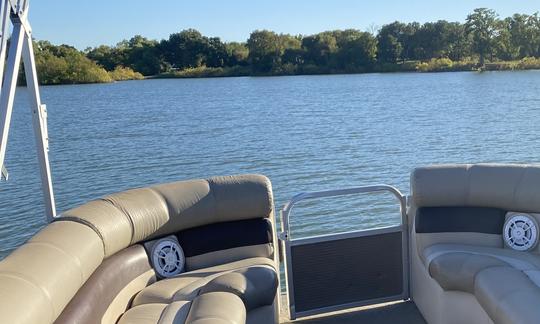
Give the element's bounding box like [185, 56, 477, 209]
[411, 164, 540, 324]
[121, 260, 278, 324]
[119, 292, 247, 324]
[130, 258, 277, 307]
[0, 174, 279, 324]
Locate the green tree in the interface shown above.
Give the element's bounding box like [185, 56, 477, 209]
[466, 8, 499, 66]
[412, 21, 450, 59]
[446, 22, 471, 61]
[205, 37, 228, 68]
[125, 35, 163, 75]
[246, 30, 282, 72]
[400, 22, 421, 60]
[507, 13, 540, 58]
[301, 32, 338, 66]
[377, 22, 405, 62]
[86, 45, 119, 71]
[377, 34, 401, 63]
[35, 41, 112, 84]
[277, 34, 303, 67]
[282, 48, 305, 65]
[334, 29, 377, 69]
[494, 18, 519, 60]
[225, 42, 249, 66]
[161, 29, 208, 69]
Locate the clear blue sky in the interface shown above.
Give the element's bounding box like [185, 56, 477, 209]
[29, 0, 540, 49]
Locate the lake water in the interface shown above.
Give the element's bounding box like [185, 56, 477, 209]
[1, 71, 540, 260]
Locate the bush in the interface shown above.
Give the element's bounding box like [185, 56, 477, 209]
[416, 58, 475, 72]
[374, 61, 417, 73]
[34, 52, 70, 84]
[416, 58, 453, 72]
[158, 66, 251, 78]
[34, 41, 112, 85]
[298, 64, 327, 75]
[518, 57, 540, 70]
[483, 62, 518, 71]
[270, 63, 298, 75]
[481, 58, 540, 71]
[108, 66, 144, 81]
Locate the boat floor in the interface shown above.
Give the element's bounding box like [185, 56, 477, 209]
[279, 300, 426, 324]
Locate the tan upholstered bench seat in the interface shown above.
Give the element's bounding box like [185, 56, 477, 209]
[119, 292, 246, 324]
[422, 243, 540, 324]
[119, 257, 278, 324]
[132, 257, 277, 307]
[475, 267, 540, 324]
[0, 174, 279, 324]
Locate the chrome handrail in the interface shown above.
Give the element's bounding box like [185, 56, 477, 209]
[280, 184, 406, 240]
[278, 184, 409, 320]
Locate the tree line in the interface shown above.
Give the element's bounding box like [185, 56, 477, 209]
[33, 8, 540, 84]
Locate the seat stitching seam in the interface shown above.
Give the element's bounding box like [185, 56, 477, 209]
[101, 197, 136, 245]
[207, 179, 219, 223]
[465, 164, 472, 206]
[512, 166, 527, 207]
[156, 303, 171, 324]
[55, 217, 107, 256]
[143, 187, 170, 240]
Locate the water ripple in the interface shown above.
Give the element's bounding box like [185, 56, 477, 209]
[2, 72, 540, 259]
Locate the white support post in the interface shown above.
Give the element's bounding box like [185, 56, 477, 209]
[0, 0, 11, 81]
[0, 22, 25, 180]
[0, 0, 57, 220]
[22, 33, 56, 220]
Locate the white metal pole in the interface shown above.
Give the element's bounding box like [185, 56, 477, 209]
[0, 1, 57, 220]
[0, 22, 25, 181]
[22, 33, 56, 220]
[0, 0, 11, 82]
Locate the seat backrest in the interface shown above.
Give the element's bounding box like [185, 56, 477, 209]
[412, 164, 540, 211]
[0, 174, 275, 324]
[62, 174, 275, 270]
[410, 164, 540, 254]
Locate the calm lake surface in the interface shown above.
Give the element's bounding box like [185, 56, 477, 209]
[1, 71, 540, 259]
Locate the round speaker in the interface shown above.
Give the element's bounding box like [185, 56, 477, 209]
[504, 214, 539, 251]
[151, 237, 185, 278]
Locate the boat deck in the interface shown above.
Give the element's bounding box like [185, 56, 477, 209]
[279, 300, 426, 324]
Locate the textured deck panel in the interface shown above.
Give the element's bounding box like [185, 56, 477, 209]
[290, 231, 403, 313]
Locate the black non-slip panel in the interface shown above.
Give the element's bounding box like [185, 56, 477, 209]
[416, 207, 506, 234]
[177, 218, 272, 257]
[291, 232, 403, 313]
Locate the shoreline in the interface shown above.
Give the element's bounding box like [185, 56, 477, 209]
[34, 57, 540, 86]
[54, 61, 540, 85]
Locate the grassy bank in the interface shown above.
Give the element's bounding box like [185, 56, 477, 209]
[155, 66, 252, 79]
[150, 57, 540, 79]
[415, 57, 540, 72]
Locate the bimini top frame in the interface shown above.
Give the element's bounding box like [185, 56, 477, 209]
[0, 0, 56, 220]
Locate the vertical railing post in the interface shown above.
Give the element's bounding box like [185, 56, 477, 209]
[0, 0, 57, 220]
[0, 22, 25, 179]
[22, 33, 56, 220]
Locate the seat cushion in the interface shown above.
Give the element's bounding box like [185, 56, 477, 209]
[119, 292, 245, 324]
[422, 243, 540, 324]
[423, 243, 540, 271]
[132, 257, 276, 307]
[475, 267, 540, 324]
[118, 303, 168, 324]
[428, 252, 509, 294]
[199, 266, 278, 311]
